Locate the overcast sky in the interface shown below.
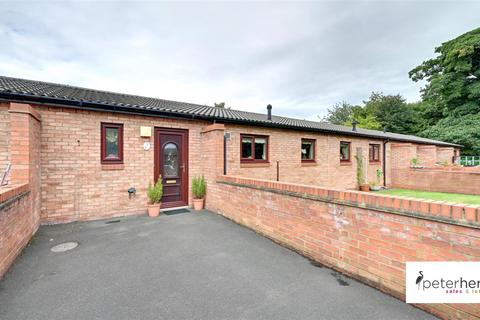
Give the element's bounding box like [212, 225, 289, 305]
[1, 1, 479, 120]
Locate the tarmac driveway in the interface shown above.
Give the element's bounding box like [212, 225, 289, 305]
[0, 210, 436, 320]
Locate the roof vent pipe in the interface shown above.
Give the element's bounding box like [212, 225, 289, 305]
[267, 104, 272, 121]
[383, 127, 387, 133]
[352, 119, 357, 132]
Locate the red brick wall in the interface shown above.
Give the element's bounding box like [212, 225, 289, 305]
[37, 106, 212, 223]
[417, 145, 437, 167]
[9, 103, 42, 224]
[224, 124, 384, 190]
[207, 176, 480, 320]
[35, 104, 394, 221]
[390, 143, 456, 170]
[0, 103, 10, 184]
[437, 147, 455, 164]
[199, 124, 225, 185]
[0, 102, 42, 279]
[2, 100, 458, 222]
[392, 168, 480, 195]
[0, 184, 35, 278]
[390, 143, 478, 195]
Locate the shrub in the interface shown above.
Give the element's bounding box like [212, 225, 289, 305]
[192, 175, 206, 199]
[147, 176, 163, 204]
[376, 169, 383, 183]
[355, 155, 365, 185]
[411, 157, 419, 167]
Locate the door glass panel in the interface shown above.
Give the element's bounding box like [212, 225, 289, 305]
[163, 143, 179, 177]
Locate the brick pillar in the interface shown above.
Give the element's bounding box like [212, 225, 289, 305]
[8, 102, 41, 223]
[200, 123, 225, 181]
[390, 143, 417, 169]
[436, 147, 454, 164]
[200, 123, 225, 208]
[9, 103, 41, 184]
[416, 145, 437, 167]
[388, 143, 417, 188]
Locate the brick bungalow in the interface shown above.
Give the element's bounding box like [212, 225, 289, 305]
[0, 75, 460, 223]
[3, 76, 480, 319]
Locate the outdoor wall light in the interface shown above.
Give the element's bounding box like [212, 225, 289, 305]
[128, 187, 136, 198]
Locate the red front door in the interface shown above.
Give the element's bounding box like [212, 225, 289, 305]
[154, 128, 188, 208]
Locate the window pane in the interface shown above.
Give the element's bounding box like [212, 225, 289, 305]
[340, 143, 349, 160]
[369, 144, 380, 161]
[242, 137, 253, 158]
[254, 137, 267, 160]
[301, 141, 314, 160]
[105, 127, 119, 159]
[163, 143, 179, 177]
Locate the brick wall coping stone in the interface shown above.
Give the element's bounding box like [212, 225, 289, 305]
[217, 175, 480, 229]
[201, 123, 225, 134]
[8, 103, 41, 121]
[0, 183, 30, 209]
[412, 166, 480, 174]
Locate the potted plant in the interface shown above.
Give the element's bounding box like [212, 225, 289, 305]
[146, 176, 163, 217]
[192, 175, 206, 210]
[370, 169, 383, 191]
[355, 154, 370, 191]
[410, 157, 423, 168]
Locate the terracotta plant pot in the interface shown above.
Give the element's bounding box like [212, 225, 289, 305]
[359, 184, 370, 192]
[147, 203, 161, 217]
[192, 198, 204, 210]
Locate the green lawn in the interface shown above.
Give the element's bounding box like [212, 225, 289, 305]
[379, 188, 480, 205]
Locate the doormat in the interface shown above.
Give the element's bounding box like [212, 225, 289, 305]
[163, 208, 190, 216]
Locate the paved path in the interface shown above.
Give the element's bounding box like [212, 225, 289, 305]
[0, 210, 436, 320]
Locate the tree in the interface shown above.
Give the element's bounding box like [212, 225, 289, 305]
[364, 92, 420, 134]
[409, 27, 480, 154]
[214, 102, 226, 108]
[422, 114, 480, 155]
[349, 104, 381, 130]
[324, 93, 420, 132]
[409, 27, 480, 118]
[322, 101, 356, 124]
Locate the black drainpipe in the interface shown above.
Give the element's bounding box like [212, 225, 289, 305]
[382, 138, 390, 186]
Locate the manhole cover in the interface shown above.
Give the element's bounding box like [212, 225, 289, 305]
[50, 242, 78, 253]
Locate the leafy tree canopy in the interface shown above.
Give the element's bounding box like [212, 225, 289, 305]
[324, 92, 421, 134]
[323, 27, 480, 154]
[323, 101, 357, 125]
[363, 92, 420, 134]
[409, 27, 480, 154]
[409, 27, 480, 120]
[422, 114, 480, 155]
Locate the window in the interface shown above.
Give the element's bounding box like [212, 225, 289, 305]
[101, 123, 123, 164]
[301, 139, 315, 162]
[369, 144, 380, 162]
[340, 141, 350, 162]
[241, 134, 268, 162]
